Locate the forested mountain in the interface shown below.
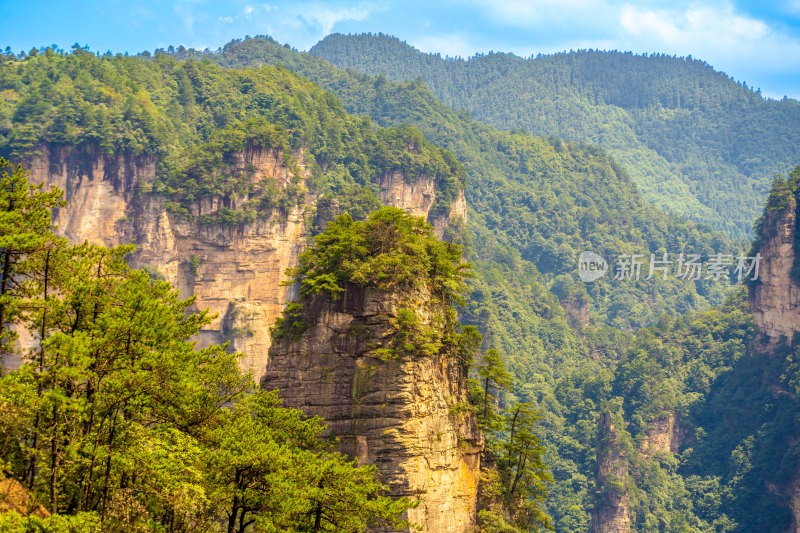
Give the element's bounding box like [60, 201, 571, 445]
[309, 33, 800, 238]
[0, 36, 792, 533]
[151, 36, 762, 530]
[175, 35, 734, 322]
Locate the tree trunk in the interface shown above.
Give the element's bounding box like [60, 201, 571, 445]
[483, 376, 490, 422]
[313, 502, 323, 533]
[28, 248, 52, 488]
[227, 470, 242, 533]
[49, 404, 59, 513]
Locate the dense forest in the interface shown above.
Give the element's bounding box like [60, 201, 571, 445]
[310, 33, 800, 238]
[0, 35, 797, 532]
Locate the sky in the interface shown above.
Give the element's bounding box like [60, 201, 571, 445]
[2, 0, 800, 100]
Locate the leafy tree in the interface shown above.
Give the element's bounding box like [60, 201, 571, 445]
[276, 207, 477, 364]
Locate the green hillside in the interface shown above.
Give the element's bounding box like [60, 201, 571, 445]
[0, 40, 759, 531]
[309, 33, 800, 238]
[153, 36, 752, 530]
[0, 46, 462, 224]
[175, 35, 734, 326]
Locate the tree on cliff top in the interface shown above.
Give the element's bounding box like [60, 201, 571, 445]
[274, 206, 480, 363]
[289, 206, 469, 304]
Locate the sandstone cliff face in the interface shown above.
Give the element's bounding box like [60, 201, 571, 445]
[750, 195, 800, 344]
[592, 412, 631, 533]
[748, 189, 800, 533]
[639, 414, 684, 456]
[263, 287, 482, 533]
[22, 144, 464, 379]
[24, 145, 309, 377]
[379, 170, 467, 239]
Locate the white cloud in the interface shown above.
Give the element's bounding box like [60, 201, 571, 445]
[411, 33, 475, 58]
[298, 4, 374, 36]
[617, 3, 800, 71]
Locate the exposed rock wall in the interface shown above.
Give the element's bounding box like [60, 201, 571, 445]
[378, 170, 467, 239]
[592, 412, 689, 533]
[379, 170, 435, 221]
[24, 145, 309, 377]
[592, 412, 631, 533]
[750, 195, 800, 344]
[20, 144, 465, 381]
[263, 287, 482, 533]
[639, 414, 684, 456]
[748, 194, 800, 532]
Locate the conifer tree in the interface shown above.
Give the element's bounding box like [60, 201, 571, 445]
[0, 158, 64, 358]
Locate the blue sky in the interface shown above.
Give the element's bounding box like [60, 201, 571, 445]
[2, 0, 800, 99]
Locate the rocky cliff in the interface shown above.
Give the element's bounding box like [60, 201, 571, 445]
[748, 180, 800, 532]
[749, 190, 800, 345]
[18, 142, 481, 531]
[263, 285, 482, 532]
[592, 412, 631, 533]
[21, 144, 465, 379]
[639, 414, 684, 456]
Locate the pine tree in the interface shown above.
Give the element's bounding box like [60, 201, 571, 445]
[475, 348, 513, 431]
[0, 158, 64, 358]
[0, 161, 418, 531]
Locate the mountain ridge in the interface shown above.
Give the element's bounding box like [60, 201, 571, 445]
[310, 32, 800, 238]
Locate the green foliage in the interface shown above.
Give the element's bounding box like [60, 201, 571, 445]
[0, 511, 101, 532]
[474, 349, 513, 432]
[270, 302, 308, 341]
[573, 285, 799, 532]
[276, 206, 478, 367]
[188, 254, 201, 277]
[0, 48, 463, 226]
[498, 403, 553, 531]
[0, 163, 416, 532]
[373, 307, 441, 361]
[613, 288, 756, 437]
[478, 508, 524, 533]
[311, 33, 800, 239]
[290, 207, 468, 302]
